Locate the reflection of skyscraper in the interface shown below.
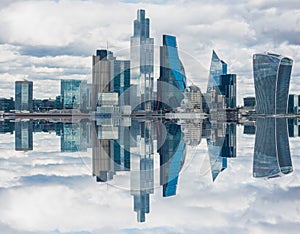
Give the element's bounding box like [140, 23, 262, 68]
[130, 9, 154, 111]
[253, 118, 293, 178]
[61, 122, 87, 152]
[15, 121, 33, 151]
[157, 35, 186, 111]
[15, 81, 33, 112]
[253, 52, 293, 115]
[207, 122, 237, 181]
[158, 122, 186, 197]
[130, 120, 154, 222]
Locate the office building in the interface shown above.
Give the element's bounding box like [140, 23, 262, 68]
[288, 94, 299, 114]
[219, 74, 237, 109]
[243, 97, 256, 109]
[15, 81, 33, 112]
[61, 122, 87, 152]
[61, 79, 87, 111]
[253, 52, 293, 115]
[0, 98, 15, 112]
[130, 9, 154, 111]
[157, 35, 186, 111]
[207, 50, 227, 92]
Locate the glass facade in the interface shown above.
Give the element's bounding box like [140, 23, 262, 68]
[15, 121, 33, 151]
[253, 53, 293, 115]
[61, 79, 87, 111]
[219, 74, 237, 109]
[157, 35, 186, 111]
[207, 50, 227, 92]
[130, 9, 154, 111]
[253, 118, 293, 178]
[15, 81, 33, 111]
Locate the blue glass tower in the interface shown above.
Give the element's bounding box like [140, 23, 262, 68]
[207, 50, 227, 92]
[253, 52, 293, 115]
[157, 35, 186, 111]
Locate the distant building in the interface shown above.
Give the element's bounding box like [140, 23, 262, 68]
[253, 52, 293, 115]
[288, 94, 299, 114]
[61, 79, 87, 111]
[243, 97, 256, 108]
[157, 35, 186, 112]
[130, 9, 154, 111]
[0, 97, 15, 112]
[219, 74, 237, 109]
[15, 81, 33, 112]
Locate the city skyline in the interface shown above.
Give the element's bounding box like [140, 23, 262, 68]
[0, 1, 299, 106]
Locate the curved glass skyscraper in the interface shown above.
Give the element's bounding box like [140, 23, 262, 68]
[157, 35, 186, 111]
[253, 52, 293, 115]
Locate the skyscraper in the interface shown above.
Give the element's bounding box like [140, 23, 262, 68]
[92, 49, 130, 109]
[92, 49, 114, 110]
[60, 79, 87, 111]
[207, 50, 227, 92]
[15, 81, 33, 112]
[130, 9, 154, 111]
[253, 52, 293, 115]
[157, 35, 186, 111]
[219, 74, 237, 109]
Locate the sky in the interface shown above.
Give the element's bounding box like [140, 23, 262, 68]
[0, 0, 300, 105]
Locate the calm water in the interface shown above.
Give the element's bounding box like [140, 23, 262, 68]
[0, 117, 299, 233]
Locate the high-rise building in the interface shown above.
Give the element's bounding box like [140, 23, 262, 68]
[61, 79, 87, 111]
[15, 121, 33, 151]
[130, 9, 154, 111]
[15, 81, 33, 112]
[207, 50, 227, 92]
[253, 52, 293, 115]
[288, 94, 299, 114]
[157, 35, 186, 111]
[92, 49, 130, 109]
[61, 122, 87, 152]
[243, 97, 256, 109]
[219, 74, 237, 109]
[253, 118, 293, 178]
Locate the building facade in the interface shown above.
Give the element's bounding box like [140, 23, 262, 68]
[130, 9, 154, 111]
[253, 52, 293, 115]
[157, 35, 186, 112]
[61, 79, 87, 111]
[15, 81, 33, 112]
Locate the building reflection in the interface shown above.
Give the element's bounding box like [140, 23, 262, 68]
[253, 118, 293, 178]
[0, 117, 298, 222]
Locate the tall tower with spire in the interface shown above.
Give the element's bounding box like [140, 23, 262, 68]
[130, 9, 154, 111]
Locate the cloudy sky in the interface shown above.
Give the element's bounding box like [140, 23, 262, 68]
[0, 0, 299, 105]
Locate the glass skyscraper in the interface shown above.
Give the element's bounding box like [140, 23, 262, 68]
[15, 120, 33, 151]
[15, 81, 33, 112]
[130, 9, 154, 111]
[207, 50, 227, 92]
[253, 52, 293, 115]
[157, 35, 186, 111]
[61, 79, 87, 111]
